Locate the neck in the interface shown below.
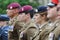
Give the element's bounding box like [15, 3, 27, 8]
[10, 13, 18, 19]
[50, 17, 57, 22]
[37, 20, 46, 25]
[41, 20, 46, 25]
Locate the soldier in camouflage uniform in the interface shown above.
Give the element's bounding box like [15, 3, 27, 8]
[39, 2, 59, 40]
[31, 6, 49, 40]
[6, 2, 25, 40]
[50, 2, 60, 40]
[19, 5, 36, 40]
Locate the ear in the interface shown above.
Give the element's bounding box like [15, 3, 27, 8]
[42, 15, 45, 19]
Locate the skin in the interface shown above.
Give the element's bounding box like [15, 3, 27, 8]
[47, 6, 58, 22]
[47, 7, 57, 18]
[56, 3, 60, 19]
[6, 8, 19, 19]
[0, 21, 7, 27]
[33, 13, 47, 24]
[33, 13, 42, 23]
[17, 12, 31, 23]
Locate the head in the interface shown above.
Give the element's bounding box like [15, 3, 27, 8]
[6, 2, 21, 18]
[47, 2, 57, 10]
[0, 16, 10, 26]
[33, 6, 48, 23]
[19, 5, 34, 21]
[47, 2, 57, 19]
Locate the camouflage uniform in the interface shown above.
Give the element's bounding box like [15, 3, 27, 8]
[8, 15, 26, 40]
[18, 5, 35, 40]
[19, 20, 39, 40]
[19, 20, 48, 40]
[39, 2, 60, 40]
[39, 19, 60, 40]
[33, 22, 49, 40]
[7, 2, 22, 40]
[50, 19, 60, 40]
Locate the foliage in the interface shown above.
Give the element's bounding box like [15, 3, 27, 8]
[0, 0, 40, 14]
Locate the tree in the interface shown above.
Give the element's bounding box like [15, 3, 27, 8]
[0, 0, 40, 14]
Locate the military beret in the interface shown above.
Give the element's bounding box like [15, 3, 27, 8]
[7, 2, 21, 9]
[47, 2, 57, 7]
[19, 5, 33, 13]
[37, 6, 47, 13]
[0, 16, 10, 21]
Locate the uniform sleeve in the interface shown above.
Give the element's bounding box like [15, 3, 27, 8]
[53, 25, 60, 40]
[57, 35, 60, 40]
[14, 21, 26, 33]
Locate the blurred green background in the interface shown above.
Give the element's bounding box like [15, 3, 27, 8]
[0, 0, 40, 14]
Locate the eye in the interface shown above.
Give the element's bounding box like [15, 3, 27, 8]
[35, 14, 38, 16]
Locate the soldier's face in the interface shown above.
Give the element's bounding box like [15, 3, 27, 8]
[19, 13, 26, 21]
[0, 21, 6, 26]
[47, 7, 57, 18]
[6, 9, 14, 17]
[33, 13, 42, 23]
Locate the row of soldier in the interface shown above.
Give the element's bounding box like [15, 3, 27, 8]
[0, 2, 60, 40]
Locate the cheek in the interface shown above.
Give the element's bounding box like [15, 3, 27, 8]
[0, 22, 4, 26]
[22, 15, 26, 19]
[19, 15, 23, 18]
[33, 16, 37, 19]
[7, 11, 10, 15]
[21, 14, 26, 20]
[36, 16, 40, 20]
[7, 11, 13, 16]
[35, 16, 40, 22]
[33, 16, 38, 21]
[9, 13, 13, 16]
[47, 13, 53, 18]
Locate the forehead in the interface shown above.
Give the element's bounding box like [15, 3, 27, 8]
[6, 9, 15, 12]
[34, 13, 40, 16]
[0, 21, 5, 22]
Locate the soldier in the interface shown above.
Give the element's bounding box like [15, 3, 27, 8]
[51, 2, 60, 40]
[31, 6, 49, 40]
[0, 16, 10, 40]
[19, 5, 37, 40]
[6, 2, 22, 40]
[39, 2, 59, 40]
